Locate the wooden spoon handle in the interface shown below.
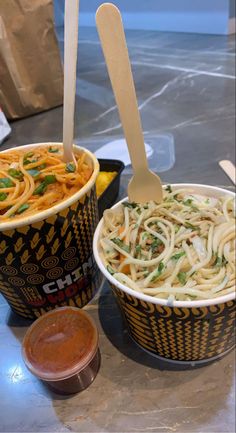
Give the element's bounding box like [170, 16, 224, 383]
[96, 3, 148, 171]
[219, 160, 236, 185]
[63, 0, 79, 162]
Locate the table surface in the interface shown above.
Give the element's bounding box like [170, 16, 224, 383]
[0, 27, 235, 433]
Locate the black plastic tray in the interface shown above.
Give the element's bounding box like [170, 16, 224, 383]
[97, 159, 125, 218]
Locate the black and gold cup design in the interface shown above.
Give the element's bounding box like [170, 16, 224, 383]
[0, 143, 102, 319]
[111, 285, 235, 364]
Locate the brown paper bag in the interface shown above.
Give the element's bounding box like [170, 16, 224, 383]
[0, 0, 63, 119]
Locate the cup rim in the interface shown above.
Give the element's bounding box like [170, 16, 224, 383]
[0, 142, 99, 231]
[22, 306, 99, 382]
[93, 183, 236, 308]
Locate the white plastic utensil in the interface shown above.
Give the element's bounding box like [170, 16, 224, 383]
[96, 3, 163, 203]
[63, 0, 79, 164]
[219, 160, 236, 185]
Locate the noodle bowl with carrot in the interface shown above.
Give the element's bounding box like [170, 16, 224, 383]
[98, 186, 235, 302]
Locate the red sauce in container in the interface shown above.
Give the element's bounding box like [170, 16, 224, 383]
[22, 307, 100, 394]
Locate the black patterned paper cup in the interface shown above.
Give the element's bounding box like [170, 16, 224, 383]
[0, 143, 102, 319]
[93, 184, 236, 365]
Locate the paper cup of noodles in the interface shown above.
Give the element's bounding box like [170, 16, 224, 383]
[93, 184, 235, 365]
[0, 143, 101, 319]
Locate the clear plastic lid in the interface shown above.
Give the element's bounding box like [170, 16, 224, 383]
[22, 307, 98, 381]
[77, 133, 175, 175]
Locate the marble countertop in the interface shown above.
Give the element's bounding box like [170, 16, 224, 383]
[0, 27, 235, 433]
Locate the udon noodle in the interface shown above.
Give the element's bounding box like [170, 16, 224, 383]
[0, 145, 93, 221]
[100, 186, 236, 301]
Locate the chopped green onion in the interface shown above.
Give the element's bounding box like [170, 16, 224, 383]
[24, 151, 34, 159]
[165, 185, 172, 193]
[183, 199, 199, 211]
[107, 265, 115, 275]
[214, 256, 228, 267]
[66, 162, 76, 173]
[33, 175, 56, 196]
[0, 177, 14, 188]
[135, 245, 142, 254]
[142, 232, 149, 240]
[44, 175, 56, 185]
[17, 203, 30, 214]
[171, 251, 186, 260]
[185, 222, 199, 231]
[151, 238, 163, 251]
[173, 194, 181, 202]
[122, 202, 138, 209]
[151, 262, 164, 282]
[48, 147, 59, 153]
[8, 169, 23, 181]
[27, 169, 41, 178]
[33, 182, 47, 195]
[111, 238, 130, 253]
[23, 158, 37, 166]
[0, 192, 8, 201]
[183, 199, 193, 206]
[177, 272, 187, 285]
[39, 163, 47, 169]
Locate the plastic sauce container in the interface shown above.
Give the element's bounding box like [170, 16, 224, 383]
[22, 307, 100, 394]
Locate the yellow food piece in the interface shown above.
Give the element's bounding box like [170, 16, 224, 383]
[96, 171, 117, 197]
